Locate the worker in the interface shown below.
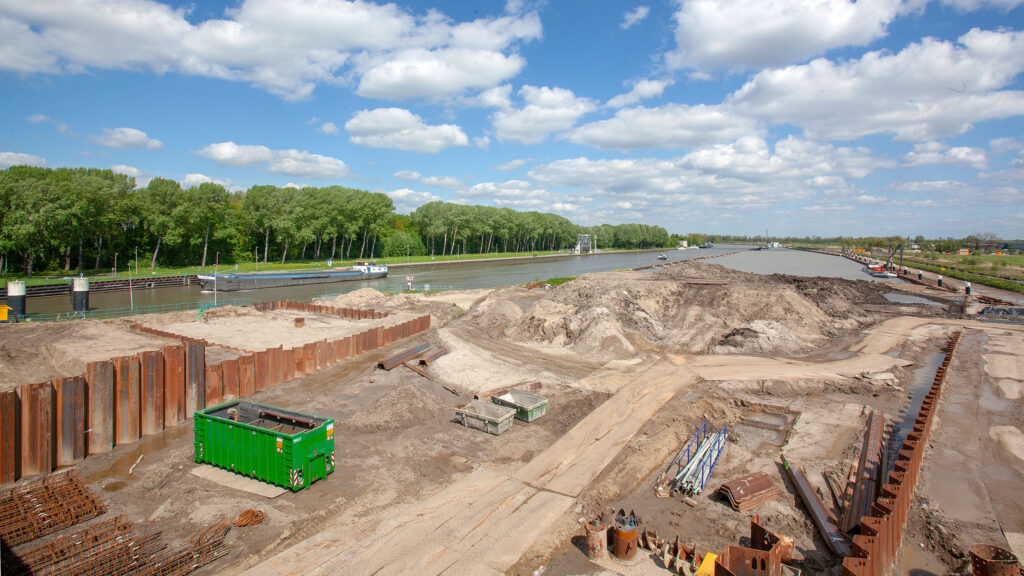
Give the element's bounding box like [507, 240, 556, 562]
[965, 281, 971, 295]
[937, 274, 943, 287]
[0, 305, 10, 323]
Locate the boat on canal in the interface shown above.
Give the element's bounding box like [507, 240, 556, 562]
[197, 261, 388, 292]
[657, 253, 668, 260]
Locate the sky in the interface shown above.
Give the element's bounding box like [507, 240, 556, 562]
[1, 0, 1023, 239]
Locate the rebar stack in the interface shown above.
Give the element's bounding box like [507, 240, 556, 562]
[0, 470, 105, 548]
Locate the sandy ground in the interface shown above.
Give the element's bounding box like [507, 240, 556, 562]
[2, 261, 1023, 576]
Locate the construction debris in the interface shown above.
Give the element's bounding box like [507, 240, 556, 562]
[968, 543, 1020, 575]
[233, 509, 267, 527]
[402, 361, 432, 379]
[0, 470, 106, 548]
[716, 471, 781, 512]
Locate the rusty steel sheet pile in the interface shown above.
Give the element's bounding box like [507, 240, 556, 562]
[841, 409, 886, 534]
[0, 470, 105, 548]
[55, 376, 87, 467]
[716, 471, 781, 513]
[781, 453, 851, 557]
[841, 331, 962, 576]
[1, 305, 431, 486]
[378, 344, 430, 370]
[969, 544, 1021, 576]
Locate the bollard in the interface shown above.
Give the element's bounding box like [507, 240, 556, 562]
[937, 275, 942, 287]
[7, 280, 26, 319]
[72, 277, 89, 312]
[917, 271, 922, 280]
[965, 281, 971, 295]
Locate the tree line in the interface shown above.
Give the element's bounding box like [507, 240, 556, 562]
[0, 166, 672, 276]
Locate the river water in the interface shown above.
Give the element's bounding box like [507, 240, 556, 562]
[19, 246, 898, 315]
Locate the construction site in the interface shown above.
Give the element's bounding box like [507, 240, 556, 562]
[1, 259, 1023, 575]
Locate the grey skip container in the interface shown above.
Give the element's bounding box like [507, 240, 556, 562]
[454, 400, 516, 435]
[491, 389, 548, 422]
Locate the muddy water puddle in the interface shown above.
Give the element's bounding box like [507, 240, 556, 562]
[886, 352, 943, 473]
[884, 293, 944, 306]
[80, 423, 193, 491]
[900, 540, 947, 575]
[731, 409, 799, 452]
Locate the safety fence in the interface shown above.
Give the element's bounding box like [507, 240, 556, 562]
[841, 331, 961, 576]
[19, 297, 252, 323]
[0, 301, 430, 485]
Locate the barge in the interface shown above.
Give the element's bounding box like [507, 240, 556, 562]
[197, 261, 387, 292]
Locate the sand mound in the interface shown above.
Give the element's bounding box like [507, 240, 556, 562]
[199, 305, 263, 321]
[342, 383, 447, 433]
[504, 260, 887, 358]
[325, 288, 390, 307]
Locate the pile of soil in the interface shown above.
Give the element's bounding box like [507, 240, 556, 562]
[342, 382, 448, 433]
[0, 319, 172, 390]
[321, 288, 493, 326]
[497, 261, 889, 359]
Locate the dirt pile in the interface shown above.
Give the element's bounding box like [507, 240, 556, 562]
[342, 382, 448, 433]
[497, 261, 888, 358]
[320, 287, 494, 326]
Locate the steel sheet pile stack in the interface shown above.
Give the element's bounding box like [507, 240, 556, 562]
[716, 472, 781, 512]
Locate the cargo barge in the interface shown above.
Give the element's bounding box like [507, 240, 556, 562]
[196, 261, 387, 292]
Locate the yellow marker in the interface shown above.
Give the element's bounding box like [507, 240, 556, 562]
[696, 552, 718, 576]
[0, 305, 10, 323]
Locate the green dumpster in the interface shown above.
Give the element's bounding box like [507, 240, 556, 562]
[194, 400, 335, 491]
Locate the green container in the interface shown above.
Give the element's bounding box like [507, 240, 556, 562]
[194, 400, 335, 491]
[491, 389, 548, 422]
[454, 400, 516, 436]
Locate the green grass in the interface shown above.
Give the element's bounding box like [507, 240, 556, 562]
[544, 276, 577, 286]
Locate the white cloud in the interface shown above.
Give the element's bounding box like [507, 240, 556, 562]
[91, 127, 162, 150]
[387, 187, 441, 212]
[621, 6, 650, 29]
[492, 85, 597, 144]
[939, 0, 1024, 9]
[111, 164, 150, 186]
[393, 170, 421, 180]
[904, 141, 988, 169]
[727, 28, 1024, 141]
[667, 0, 909, 72]
[494, 158, 534, 171]
[346, 108, 468, 153]
[318, 122, 339, 135]
[284, 182, 304, 189]
[25, 113, 51, 124]
[0, 1, 541, 101]
[990, 137, 1023, 155]
[455, 179, 568, 209]
[474, 135, 490, 151]
[180, 173, 245, 192]
[0, 151, 46, 168]
[568, 104, 759, 150]
[606, 78, 672, 108]
[422, 175, 464, 189]
[196, 141, 350, 179]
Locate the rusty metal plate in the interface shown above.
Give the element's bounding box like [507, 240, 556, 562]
[253, 350, 270, 392]
[186, 339, 206, 415]
[282, 347, 295, 382]
[56, 376, 87, 466]
[717, 471, 780, 512]
[1, 390, 21, 483]
[238, 355, 255, 397]
[292, 346, 306, 378]
[221, 359, 239, 400]
[205, 364, 223, 407]
[163, 344, 186, 427]
[20, 382, 55, 477]
[304, 342, 317, 373]
[113, 355, 141, 445]
[140, 350, 164, 436]
[86, 360, 115, 454]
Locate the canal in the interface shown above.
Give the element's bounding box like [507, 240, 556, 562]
[15, 246, 899, 316]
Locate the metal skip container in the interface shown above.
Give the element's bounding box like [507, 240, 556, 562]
[194, 400, 335, 491]
[490, 388, 548, 422]
[454, 399, 516, 436]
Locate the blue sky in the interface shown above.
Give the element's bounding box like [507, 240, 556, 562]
[1, 0, 1022, 238]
